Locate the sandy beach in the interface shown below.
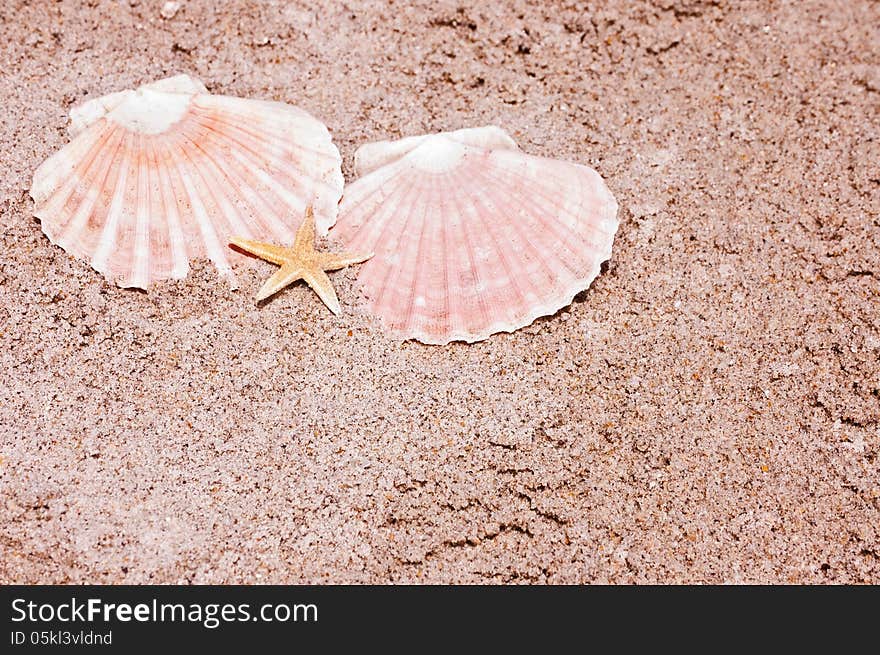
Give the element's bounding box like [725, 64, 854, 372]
[1, 0, 878, 583]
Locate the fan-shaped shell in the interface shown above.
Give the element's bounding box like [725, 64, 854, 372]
[330, 126, 619, 344]
[30, 75, 343, 289]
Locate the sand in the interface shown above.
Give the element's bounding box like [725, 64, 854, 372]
[1, 0, 878, 584]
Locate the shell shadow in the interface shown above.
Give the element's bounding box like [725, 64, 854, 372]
[527, 261, 611, 330]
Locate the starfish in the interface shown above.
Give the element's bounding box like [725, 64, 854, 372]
[229, 206, 372, 314]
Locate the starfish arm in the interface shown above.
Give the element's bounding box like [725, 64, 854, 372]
[230, 237, 291, 266]
[255, 264, 304, 302]
[318, 250, 374, 271]
[293, 205, 317, 251]
[301, 268, 342, 315]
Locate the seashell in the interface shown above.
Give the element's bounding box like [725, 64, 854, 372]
[330, 126, 619, 344]
[30, 75, 343, 289]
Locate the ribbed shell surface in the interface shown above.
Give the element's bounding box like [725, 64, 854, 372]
[331, 126, 619, 344]
[30, 78, 343, 289]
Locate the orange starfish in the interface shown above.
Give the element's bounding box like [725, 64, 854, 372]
[230, 206, 372, 314]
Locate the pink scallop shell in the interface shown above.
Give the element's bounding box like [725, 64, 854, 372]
[30, 75, 343, 289]
[330, 126, 619, 344]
